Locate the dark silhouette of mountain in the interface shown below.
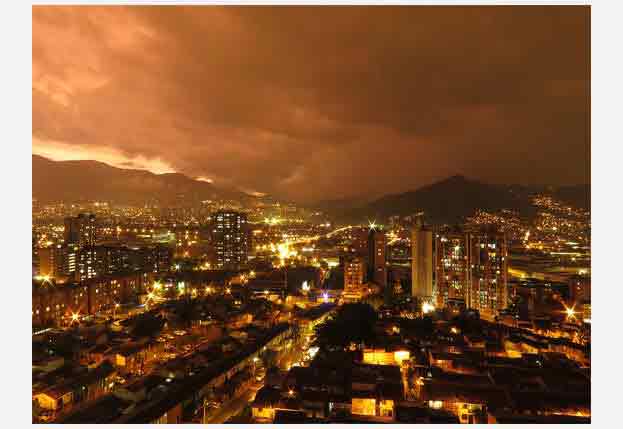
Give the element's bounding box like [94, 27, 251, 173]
[312, 195, 376, 213]
[554, 184, 591, 209]
[332, 175, 589, 225]
[32, 155, 243, 204]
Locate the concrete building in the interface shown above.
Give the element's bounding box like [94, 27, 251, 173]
[344, 257, 366, 302]
[38, 244, 78, 282]
[468, 230, 508, 314]
[64, 213, 97, 247]
[368, 229, 387, 288]
[411, 222, 433, 301]
[434, 229, 470, 308]
[212, 211, 249, 270]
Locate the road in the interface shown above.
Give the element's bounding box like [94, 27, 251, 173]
[203, 335, 310, 423]
[204, 382, 263, 424]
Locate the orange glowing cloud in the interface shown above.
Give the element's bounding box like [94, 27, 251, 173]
[33, 137, 176, 175]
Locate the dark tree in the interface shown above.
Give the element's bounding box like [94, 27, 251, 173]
[131, 313, 165, 338]
[314, 303, 378, 350]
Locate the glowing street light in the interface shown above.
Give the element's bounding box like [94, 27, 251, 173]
[564, 304, 577, 321]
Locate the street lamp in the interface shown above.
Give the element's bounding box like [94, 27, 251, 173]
[564, 304, 577, 322]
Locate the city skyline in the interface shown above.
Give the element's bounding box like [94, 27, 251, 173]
[31, 4, 591, 425]
[33, 6, 590, 202]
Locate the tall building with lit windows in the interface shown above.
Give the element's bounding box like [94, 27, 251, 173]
[343, 257, 366, 302]
[213, 211, 249, 270]
[348, 226, 370, 256]
[38, 244, 78, 282]
[77, 246, 99, 282]
[411, 220, 433, 300]
[64, 213, 97, 247]
[434, 228, 471, 308]
[467, 229, 508, 315]
[368, 228, 387, 287]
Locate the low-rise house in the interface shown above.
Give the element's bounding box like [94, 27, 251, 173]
[33, 361, 116, 415]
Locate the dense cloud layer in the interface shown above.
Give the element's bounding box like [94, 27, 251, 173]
[33, 6, 590, 202]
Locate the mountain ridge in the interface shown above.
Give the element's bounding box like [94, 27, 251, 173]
[32, 155, 244, 204]
[325, 175, 590, 224]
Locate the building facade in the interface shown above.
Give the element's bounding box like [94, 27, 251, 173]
[411, 222, 433, 301]
[64, 213, 97, 247]
[368, 229, 387, 288]
[344, 257, 365, 302]
[212, 211, 249, 270]
[434, 229, 471, 308]
[467, 230, 508, 314]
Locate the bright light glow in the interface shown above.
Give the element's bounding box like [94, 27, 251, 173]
[564, 304, 577, 321]
[34, 275, 52, 285]
[428, 400, 443, 409]
[264, 217, 283, 226]
[422, 302, 435, 315]
[301, 281, 310, 292]
[71, 312, 80, 322]
[394, 350, 410, 364]
[307, 346, 319, 359]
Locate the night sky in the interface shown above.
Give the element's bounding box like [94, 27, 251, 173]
[32, 6, 590, 202]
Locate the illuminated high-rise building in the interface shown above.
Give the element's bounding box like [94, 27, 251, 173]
[213, 211, 249, 270]
[368, 228, 387, 287]
[38, 244, 78, 281]
[343, 257, 366, 302]
[64, 213, 97, 247]
[344, 257, 365, 291]
[349, 226, 370, 256]
[468, 229, 508, 315]
[434, 229, 471, 308]
[411, 220, 433, 300]
[77, 246, 99, 282]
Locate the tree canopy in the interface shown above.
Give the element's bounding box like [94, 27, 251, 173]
[314, 303, 378, 350]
